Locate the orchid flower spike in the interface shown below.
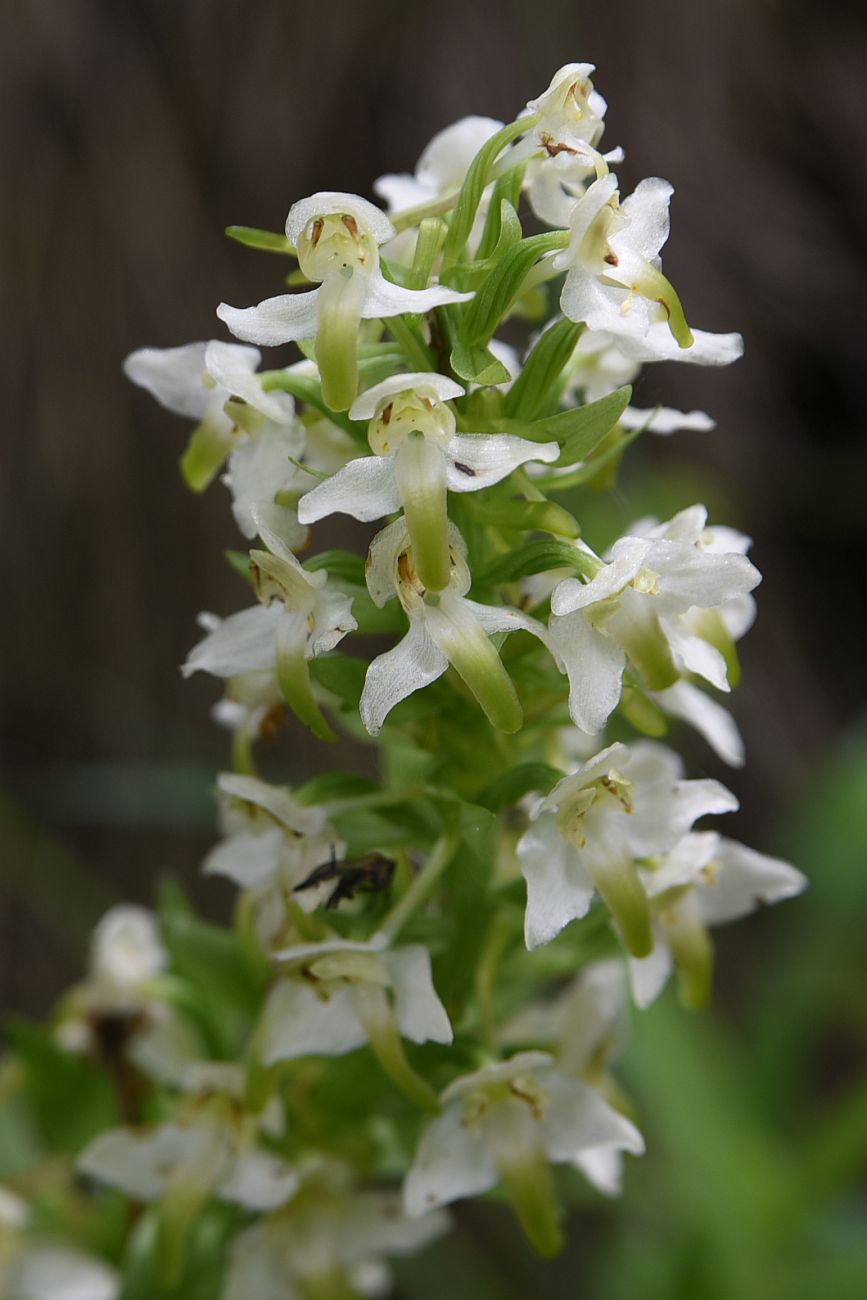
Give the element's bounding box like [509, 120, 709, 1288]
[404, 1051, 643, 1257]
[298, 372, 558, 591]
[217, 192, 472, 411]
[517, 741, 738, 957]
[359, 518, 549, 736]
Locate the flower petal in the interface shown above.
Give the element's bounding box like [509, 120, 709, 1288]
[218, 1150, 299, 1212]
[360, 616, 448, 736]
[386, 946, 453, 1045]
[547, 610, 626, 734]
[518, 811, 595, 949]
[349, 371, 465, 420]
[204, 340, 294, 423]
[361, 272, 473, 320]
[217, 290, 320, 347]
[123, 342, 230, 421]
[201, 828, 283, 889]
[297, 455, 401, 524]
[654, 681, 745, 767]
[182, 604, 281, 679]
[404, 1103, 497, 1216]
[696, 838, 807, 925]
[260, 979, 367, 1063]
[445, 434, 559, 492]
[538, 1069, 645, 1164]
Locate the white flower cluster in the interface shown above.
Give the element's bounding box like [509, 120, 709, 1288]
[20, 60, 806, 1294]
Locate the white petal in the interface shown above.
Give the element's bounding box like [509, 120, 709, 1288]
[298, 456, 401, 524]
[286, 191, 395, 248]
[696, 838, 807, 925]
[123, 342, 224, 421]
[13, 1248, 119, 1300]
[77, 1125, 202, 1200]
[621, 406, 715, 435]
[627, 938, 674, 1008]
[445, 434, 559, 492]
[661, 619, 731, 692]
[224, 426, 306, 538]
[617, 177, 672, 262]
[648, 541, 762, 613]
[464, 597, 549, 643]
[573, 1146, 625, 1196]
[547, 610, 625, 733]
[415, 116, 504, 194]
[654, 681, 745, 767]
[217, 290, 320, 347]
[201, 828, 283, 889]
[404, 1104, 497, 1216]
[182, 604, 281, 678]
[550, 538, 649, 615]
[538, 1069, 645, 1163]
[386, 946, 453, 1045]
[616, 324, 744, 366]
[365, 517, 411, 606]
[361, 273, 473, 320]
[204, 340, 294, 424]
[360, 616, 448, 735]
[309, 587, 357, 657]
[349, 372, 464, 420]
[260, 979, 366, 1063]
[518, 812, 595, 949]
[219, 1149, 299, 1211]
[90, 906, 165, 986]
[217, 772, 325, 835]
[374, 172, 430, 211]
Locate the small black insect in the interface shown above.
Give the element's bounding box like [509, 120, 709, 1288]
[293, 847, 396, 909]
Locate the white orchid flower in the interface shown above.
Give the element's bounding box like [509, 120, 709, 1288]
[554, 174, 742, 362]
[404, 1051, 643, 1256]
[628, 832, 807, 1009]
[499, 961, 632, 1196]
[217, 192, 472, 410]
[124, 339, 296, 490]
[359, 518, 549, 736]
[202, 772, 344, 946]
[78, 1120, 298, 1215]
[512, 64, 614, 170]
[262, 933, 451, 1110]
[225, 1156, 449, 1300]
[547, 505, 761, 734]
[298, 372, 558, 591]
[183, 517, 356, 740]
[375, 115, 504, 260]
[518, 741, 737, 957]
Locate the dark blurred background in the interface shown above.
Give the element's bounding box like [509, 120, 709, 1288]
[1, 1, 866, 1292]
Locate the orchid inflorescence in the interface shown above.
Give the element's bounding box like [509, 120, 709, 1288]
[4, 63, 806, 1299]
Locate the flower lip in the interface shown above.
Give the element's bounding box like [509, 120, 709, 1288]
[285, 191, 396, 249]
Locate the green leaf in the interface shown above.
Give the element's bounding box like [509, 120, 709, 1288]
[4, 1020, 117, 1152]
[534, 419, 644, 492]
[467, 499, 580, 539]
[225, 224, 294, 255]
[449, 339, 511, 386]
[309, 654, 367, 707]
[475, 539, 591, 587]
[458, 230, 569, 348]
[436, 801, 498, 1005]
[224, 549, 253, 585]
[503, 317, 585, 421]
[293, 772, 380, 806]
[477, 763, 564, 812]
[530, 385, 632, 462]
[475, 169, 526, 263]
[303, 549, 366, 585]
[406, 217, 448, 290]
[441, 116, 532, 268]
[157, 883, 266, 1044]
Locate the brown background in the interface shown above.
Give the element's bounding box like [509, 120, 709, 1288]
[1, 0, 865, 1014]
